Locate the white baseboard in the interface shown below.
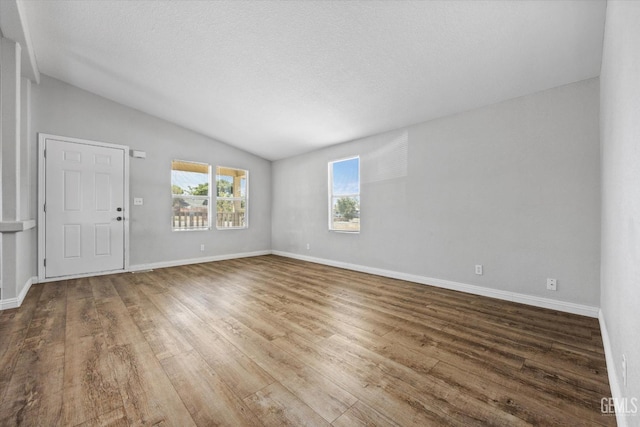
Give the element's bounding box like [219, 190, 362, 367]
[0, 276, 36, 310]
[599, 310, 628, 426]
[272, 251, 600, 318]
[6, 252, 600, 319]
[37, 250, 273, 283]
[130, 250, 272, 272]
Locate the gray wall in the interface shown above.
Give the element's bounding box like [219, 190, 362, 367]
[32, 75, 271, 267]
[600, 0, 640, 417]
[273, 78, 601, 306]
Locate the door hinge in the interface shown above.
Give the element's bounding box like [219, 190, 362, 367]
[44, 149, 46, 158]
[44, 259, 46, 267]
[44, 203, 46, 212]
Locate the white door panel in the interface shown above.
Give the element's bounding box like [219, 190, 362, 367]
[44, 138, 126, 278]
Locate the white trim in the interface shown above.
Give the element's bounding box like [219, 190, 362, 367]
[0, 276, 36, 310]
[38, 250, 272, 283]
[38, 133, 130, 281]
[0, 219, 36, 232]
[130, 250, 272, 272]
[599, 310, 628, 426]
[38, 268, 129, 283]
[272, 251, 600, 318]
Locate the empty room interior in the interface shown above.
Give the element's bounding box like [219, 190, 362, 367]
[0, 0, 639, 425]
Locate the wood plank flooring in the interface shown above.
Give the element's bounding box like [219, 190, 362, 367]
[0, 255, 615, 426]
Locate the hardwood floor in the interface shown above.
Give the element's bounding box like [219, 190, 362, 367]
[0, 255, 614, 426]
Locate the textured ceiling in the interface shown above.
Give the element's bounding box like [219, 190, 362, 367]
[21, 0, 606, 160]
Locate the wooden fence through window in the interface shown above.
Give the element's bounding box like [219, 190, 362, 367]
[172, 208, 245, 229]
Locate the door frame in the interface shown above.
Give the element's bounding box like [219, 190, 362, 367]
[38, 133, 130, 282]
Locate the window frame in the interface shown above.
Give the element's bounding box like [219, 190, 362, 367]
[328, 156, 360, 233]
[215, 166, 249, 230]
[171, 159, 212, 231]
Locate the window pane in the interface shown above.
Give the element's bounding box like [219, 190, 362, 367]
[331, 196, 360, 231]
[216, 175, 234, 197]
[172, 196, 209, 230]
[171, 163, 209, 196]
[171, 160, 210, 230]
[329, 157, 360, 232]
[332, 157, 359, 196]
[239, 176, 247, 198]
[216, 166, 248, 229]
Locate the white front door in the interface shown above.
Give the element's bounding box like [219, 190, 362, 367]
[43, 136, 127, 278]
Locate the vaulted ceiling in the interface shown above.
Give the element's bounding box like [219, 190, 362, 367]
[21, 0, 606, 160]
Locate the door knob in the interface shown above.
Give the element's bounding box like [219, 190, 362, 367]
[117, 207, 122, 212]
[116, 216, 123, 221]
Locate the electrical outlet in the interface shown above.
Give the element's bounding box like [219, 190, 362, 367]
[623, 354, 627, 387]
[306, 243, 310, 250]
[200, 244, 205, 252]
[546, 278, 557, 291]
[475, 265, 483, 275]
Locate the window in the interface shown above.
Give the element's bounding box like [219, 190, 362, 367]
[171, 160, 211, 230]
[329, 156, 360, 232]
[216, 166, 248, 229]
